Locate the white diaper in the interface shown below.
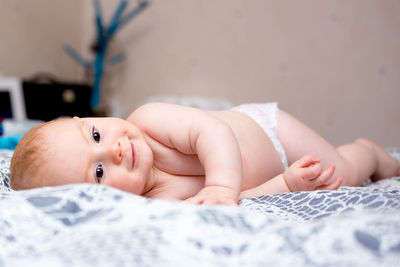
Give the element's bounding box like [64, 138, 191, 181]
[232, 102, 289, 170]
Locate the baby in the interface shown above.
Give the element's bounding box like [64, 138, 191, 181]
[10, 102, 399, 205]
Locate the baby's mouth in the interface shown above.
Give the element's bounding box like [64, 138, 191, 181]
[131, 142, 136, 170]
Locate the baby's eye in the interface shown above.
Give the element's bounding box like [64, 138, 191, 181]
[92, 127, 101, 143]
[95, 164, 104, 183]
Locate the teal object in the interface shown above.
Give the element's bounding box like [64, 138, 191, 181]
[64, 0, 150, 108]
[0, 135, 23, 150]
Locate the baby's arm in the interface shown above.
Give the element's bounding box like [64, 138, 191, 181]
[240, 155, 342, 199]
[129, 103, 243, 205]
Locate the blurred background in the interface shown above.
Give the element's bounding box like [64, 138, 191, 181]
[0, 0, 399, 147]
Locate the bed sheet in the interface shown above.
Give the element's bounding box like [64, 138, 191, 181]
[0, 149, 400, 267]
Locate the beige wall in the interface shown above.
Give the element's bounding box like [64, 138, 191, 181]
[1, 0, 399, 147]
[0, 0, 83, 80]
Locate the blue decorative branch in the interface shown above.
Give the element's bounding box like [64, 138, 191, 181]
[64, 0, 150, 109]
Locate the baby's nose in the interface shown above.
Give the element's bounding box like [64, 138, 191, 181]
[111, 141, 123, 164]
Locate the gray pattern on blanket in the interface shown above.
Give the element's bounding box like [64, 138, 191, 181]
[0, 149, 400, 266]
[240, 182, 400, 222]
[0, 150, 11, 191]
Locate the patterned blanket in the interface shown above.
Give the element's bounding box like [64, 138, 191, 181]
[1, 149, 400, 267]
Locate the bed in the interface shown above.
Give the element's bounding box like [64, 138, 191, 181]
[1, 148, 400, 266]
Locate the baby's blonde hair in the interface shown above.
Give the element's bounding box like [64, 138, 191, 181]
[10, 119, 67, 190]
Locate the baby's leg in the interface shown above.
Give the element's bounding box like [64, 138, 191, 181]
[347, 138, 400, 181]
[276, 110, 400, 186]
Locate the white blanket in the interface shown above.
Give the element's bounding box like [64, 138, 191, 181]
[1, 149, 400, 267]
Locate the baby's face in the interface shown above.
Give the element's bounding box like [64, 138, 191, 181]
[41, 117, 154, 195]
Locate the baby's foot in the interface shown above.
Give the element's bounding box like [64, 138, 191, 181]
[356, 138, 400, 181]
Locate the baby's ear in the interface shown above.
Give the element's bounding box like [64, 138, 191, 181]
[73, 116, 80, 119]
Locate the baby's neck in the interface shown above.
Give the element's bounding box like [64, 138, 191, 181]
[141, 168, 205, 200]
[140, 167, 157, 196]
[142, 167, 175, 197]
[141, 168, 181, 199]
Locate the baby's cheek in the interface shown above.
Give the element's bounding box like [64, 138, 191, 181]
[106, 175, 143, 195]
[106, 176, 126, 190]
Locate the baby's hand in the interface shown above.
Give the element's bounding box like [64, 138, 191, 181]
[283, 155, 342, 192]
[184, 186, 238, 206]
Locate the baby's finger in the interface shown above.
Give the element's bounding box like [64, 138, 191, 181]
[202, 199, 217, 205]
[314, 165, 335, 185]
[317, 177, 342, 190]
[302, 162, 323, 180]
[184, 198, 195, 204]
[293, 155, 320, 168]
[184, 197, 202, 205]
[202, 198, 237, 206]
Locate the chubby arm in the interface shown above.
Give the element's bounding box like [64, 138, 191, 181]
[128, 102, 243, 205]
